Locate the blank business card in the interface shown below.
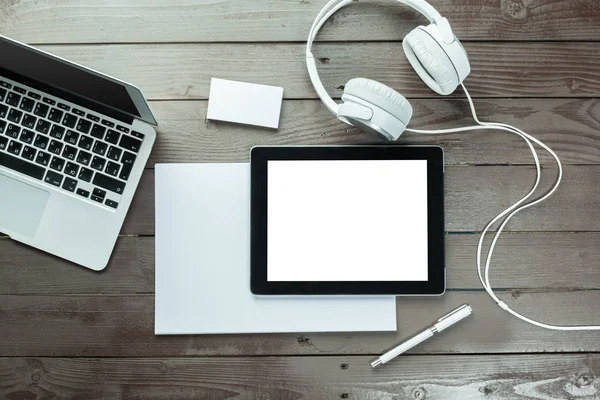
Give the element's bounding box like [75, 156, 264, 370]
[207, 78, 284, 129]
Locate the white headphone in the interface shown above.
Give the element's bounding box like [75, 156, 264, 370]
[306, 0, 470, 140]
[307, 0, 600, 332]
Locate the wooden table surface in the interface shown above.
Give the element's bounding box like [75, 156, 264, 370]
[1, 0, 600, 399]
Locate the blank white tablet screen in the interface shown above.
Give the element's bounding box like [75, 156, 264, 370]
[267, 160, 428, 282]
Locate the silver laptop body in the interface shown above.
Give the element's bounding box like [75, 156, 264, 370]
[0, 35, 157, 271]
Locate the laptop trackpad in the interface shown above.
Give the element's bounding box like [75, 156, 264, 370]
[0, 173, 49, 238]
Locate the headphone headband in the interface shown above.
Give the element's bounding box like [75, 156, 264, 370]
[306, 0, 454, 114]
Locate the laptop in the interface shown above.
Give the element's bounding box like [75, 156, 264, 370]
[0, 35, 157, 271]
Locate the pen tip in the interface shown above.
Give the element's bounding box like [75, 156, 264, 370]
[370, 358, 382, 368]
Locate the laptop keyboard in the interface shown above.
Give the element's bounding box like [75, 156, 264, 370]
[0, 78, 145, 210]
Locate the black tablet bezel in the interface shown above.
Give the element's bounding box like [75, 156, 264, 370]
[250, 146, 445, 295]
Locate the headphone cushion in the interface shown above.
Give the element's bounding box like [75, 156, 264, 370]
[343, 78, 412, 124]
[403, 27, 459, 95]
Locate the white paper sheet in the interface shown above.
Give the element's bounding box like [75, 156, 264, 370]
[155, 163, 397, 334]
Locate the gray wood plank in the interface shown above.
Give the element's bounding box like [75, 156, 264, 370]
[148, 99, 600, 166]
[2, 233, 599, 295]
[122, 166, 600, 235]
[1, 354, 598, 400]
[0, 237, 154, 295]
[1, 292, 600, 357]
[32, 42, 600, 100]
[1, 0, 598, 43]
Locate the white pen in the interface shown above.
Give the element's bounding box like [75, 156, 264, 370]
[371, 304, 473, 368]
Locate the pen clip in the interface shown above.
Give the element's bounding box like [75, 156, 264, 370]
[437, 304, 470, 322]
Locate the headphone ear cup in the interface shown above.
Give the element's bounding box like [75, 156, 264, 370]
[343, 78, 412, 126]
[403, 27, 459, 95]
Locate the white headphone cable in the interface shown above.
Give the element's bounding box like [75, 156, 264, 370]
[407, 85, 600, 330]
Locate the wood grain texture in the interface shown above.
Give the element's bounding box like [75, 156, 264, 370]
[1, 232, 599, 295]
[32, 42, 600, 100]
[0, 237, 154, 295]
[148, 99, 600, 166]
[1, 0, 599, 44]
[121, 165, 600, 236]
[1, 355, 599, 400]
[2, 291, 600, 357]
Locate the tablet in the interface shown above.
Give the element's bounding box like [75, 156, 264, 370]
[250, 146, 445, 295]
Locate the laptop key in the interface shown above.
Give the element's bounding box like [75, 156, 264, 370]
[22, 113, 37, 129]
[107, 146, 122, 161]
[131, 130, 145, 140]
[92, 141, 108, 156]
[44, 170, 63, 187]
[0, 136, 7, 150]
[119, 151, 136, 181]
[91, 187, 106, 203]
[78, 167, 93, 182]
[0, 120, 5, 134]
[0, 151, 45, 180]
[90, 124, 106, 139]
[65, 130, 79, 145]
[105, 199, 118, 209]
[13, 86, 26, 94]
[62, 113, 77, 128]
[7, 140, 22, 155]
[105, 129, 120, 145]
[62, 145, 77, 161]
[93, 172, 125, 195]
[48, 108, 63, 123]
[105, 161, 120, 177]
[6, 123, 20, 138]
[21, 145, 36, 161]
[0, 88, 5, 102]
[62, 177, 77, 193]
[76, 119, 92, 134]
[42, 97, 56, 106]
[28, 92, 41, 100]
[19, 97, 35, 112]
[91, 194, 103, 203]
[35, 119, 51, 135]
[0, 104, 8, 118]
[33, 102, 49, 118]
[76, 150, 91, 166]
[50, 156, 65, 172]
[49, 125, 65, 140]
[7, 108, 22, 123]
[72, 108, 85, 116]
[101, 119, 115, 128]
[119, 135, 142, 153]
[93, 187, 106, 199]
[91, 156, 106, 171]
[58, 103, 70, 111]
[48, 140, 63, 155]
[76, 188, 90, 198]
[78, 135, 93, 151]
[19, 129, 35, 144]
[6, 92, 20, 106]
[33, 134, 49, 150]
[64, 162, 79, 177]
[35, 151, 51, 167]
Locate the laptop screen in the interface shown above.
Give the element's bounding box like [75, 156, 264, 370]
[0, 36, 156, 126]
